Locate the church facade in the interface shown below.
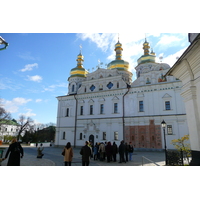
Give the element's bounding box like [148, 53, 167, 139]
[55, 38, 189, 150]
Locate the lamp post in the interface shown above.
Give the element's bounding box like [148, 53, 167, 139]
[161, 120, 168, 165]
[0, 36, 9, 51]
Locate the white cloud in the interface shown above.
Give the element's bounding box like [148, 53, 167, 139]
[77, 33, 116, 52]
[19, 108, 36, 117]
[27, 75, 42, 82]
[43, 83, 68, 92]
[2, 97, 32, 113]
[20, 63, 38, 72]
[156, 34, 182, 47]
[36, 99, 42, 103]
[162, 47, 188, 67]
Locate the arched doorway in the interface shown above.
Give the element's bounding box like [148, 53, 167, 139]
[89, 134, 94, 145]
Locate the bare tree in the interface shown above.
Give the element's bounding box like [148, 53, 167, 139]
[0, 106, 11, 126]
[17, 115, 34, 140]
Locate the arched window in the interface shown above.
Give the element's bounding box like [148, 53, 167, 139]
[72, 85, 75, 92]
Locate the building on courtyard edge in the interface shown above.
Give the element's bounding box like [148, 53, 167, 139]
[55, 37, 189, 150]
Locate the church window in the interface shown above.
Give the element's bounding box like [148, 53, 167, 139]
[84, 87, 86, 92]
[72, 85, 75, 92]
[80, 133, 83, 140]
[165, 101, 171, 110]
[62, 132, 66, 140]
[66, 108, 69, 117]
[114, 131, 118, 140]
[107, 82, 113, 89]
[80, 106, 83, 115]
[117, 82, 119, 88]
[167, 125, 173, 135]
[103, 132, 106, 140]
[100, 104, 104, 114]
[114, 103, 118, 113]
[90, 105, 93, 115]
[100, 75, 103, 78]
[90, 85, 95, 91]
[146, 78, 151, 84]
[139, 101, 144, 112]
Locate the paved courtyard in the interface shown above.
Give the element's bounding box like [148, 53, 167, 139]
[0, 144, 167, 166]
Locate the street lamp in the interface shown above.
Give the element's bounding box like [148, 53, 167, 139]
[161, 120, 168, 165]
[0, 36, 9, 51]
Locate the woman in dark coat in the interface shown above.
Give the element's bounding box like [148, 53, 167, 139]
[4, 138, 24, 166]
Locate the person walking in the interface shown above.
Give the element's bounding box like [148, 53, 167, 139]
[112, 142, 118, 162]
[118, 140, 126, 163]
[63, 142, 73, 166]
[128, 142, 134, 161]
[80, 141, 92, 166]
[4, 138, 24, 166]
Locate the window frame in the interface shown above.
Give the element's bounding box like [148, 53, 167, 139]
[114, 131, 118, 140]
[100, 104, 104, 114]
[167, 125, 173, 135]
[165, 101, 171, 110]
[66, 108, 69, 117]
[103, 132, 106, 140]
[80, 106, 83, 115]
[62, 132, 66, 140]
[90, 105, 93, 115]
[114, 103, 118, 113]
[139, 100, 144, 112]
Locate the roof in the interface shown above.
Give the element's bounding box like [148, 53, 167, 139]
[0, 119, 20, 126]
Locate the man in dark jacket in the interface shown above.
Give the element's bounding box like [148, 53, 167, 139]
[118, 140, 126, 163]
[112, 142, 118, 162]
[80, 141, 91, 166]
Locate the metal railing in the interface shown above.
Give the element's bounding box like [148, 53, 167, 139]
[142, 156, 160, 166]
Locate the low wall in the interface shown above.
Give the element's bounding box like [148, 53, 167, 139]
[30, 142, 53, 147]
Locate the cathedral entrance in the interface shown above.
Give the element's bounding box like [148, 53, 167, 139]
[89, 134, 94, 145]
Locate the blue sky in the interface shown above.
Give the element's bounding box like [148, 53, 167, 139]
[0, 33, 190, 125]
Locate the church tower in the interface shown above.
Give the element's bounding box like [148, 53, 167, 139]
[68, 47, 88, 95]
[107, 37, 132, 85]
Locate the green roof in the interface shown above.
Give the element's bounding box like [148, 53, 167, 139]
[0, 119, 19, 126]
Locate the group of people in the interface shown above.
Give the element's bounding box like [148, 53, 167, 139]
[92, 140, 134, 163]
[62, 140, 134, 166]
[1, 138, 134, 166]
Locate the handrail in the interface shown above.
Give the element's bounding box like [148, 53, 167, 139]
[142, 156, 160, 166]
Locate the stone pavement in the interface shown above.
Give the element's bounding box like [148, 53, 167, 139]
[0, 144, 166, 166]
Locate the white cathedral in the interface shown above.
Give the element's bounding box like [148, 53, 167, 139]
[55, 38, 189, 150]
